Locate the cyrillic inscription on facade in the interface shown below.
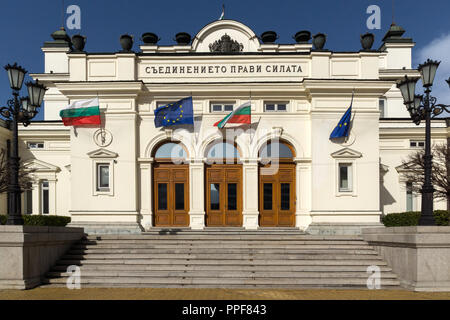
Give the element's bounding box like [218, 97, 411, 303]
[139, 61, 309, 81]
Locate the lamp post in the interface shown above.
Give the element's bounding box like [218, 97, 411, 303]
[2, 63, 47, 225]
[397, 59, 450, 225]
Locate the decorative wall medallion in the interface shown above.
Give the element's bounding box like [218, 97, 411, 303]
[209, 34, 243, 53]
[341, 132, 356, 147]
[93, 128, 113, 147]
[330, 132, 356, 147]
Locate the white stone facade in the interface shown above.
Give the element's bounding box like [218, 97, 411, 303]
[12, 20, 448, 232]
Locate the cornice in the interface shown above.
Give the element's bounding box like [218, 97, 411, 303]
[29, 73, 70, 85]
[379, 69, 420, 80]
[303, 79, 393, 96]
[143, 82, 309, 94]
[54, 81, 146, 99]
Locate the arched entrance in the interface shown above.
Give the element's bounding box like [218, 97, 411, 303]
[205, 141, 242, 227]
[259, 141, 296, 227]
[152, 142, 189, 227]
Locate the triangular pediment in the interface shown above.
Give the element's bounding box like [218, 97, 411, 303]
[87, 148, 118, 159]
[396, 161, 420, 173]
[331, 148, 362, 159]
[23, 159, 60, 172]
[380, 163, 389, 173]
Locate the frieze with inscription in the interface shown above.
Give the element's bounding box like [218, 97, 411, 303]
[144, 64, 304, 75]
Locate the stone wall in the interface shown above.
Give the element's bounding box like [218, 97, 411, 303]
[0, 225, 84, 289]
[362, 226, 450, 292]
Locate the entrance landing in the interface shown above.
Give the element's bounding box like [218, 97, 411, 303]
[42, 231, 401, 289]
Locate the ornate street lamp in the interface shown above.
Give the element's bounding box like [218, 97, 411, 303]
[397, 59, 450, 225]
[1, 63, 47, 225]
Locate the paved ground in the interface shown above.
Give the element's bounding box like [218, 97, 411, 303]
[0, 288, 449, 300]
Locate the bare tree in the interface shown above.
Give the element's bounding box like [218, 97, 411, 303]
[400, 143, 450, 211]
[0, 148, 35, 194]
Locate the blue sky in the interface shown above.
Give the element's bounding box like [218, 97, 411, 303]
[1, 0, 449, 120]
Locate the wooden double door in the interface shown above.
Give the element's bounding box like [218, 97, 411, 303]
[153, 164, 189, 227]
[259, 163, 296, 227]
[206, 164, 243, 227]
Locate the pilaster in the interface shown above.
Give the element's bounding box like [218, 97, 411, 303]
[138, 158, 153, 230]
[48, 178, 57, 215]
[294, 158, 312, 230]
[189, 160, 205, 229]
[242, 159, 259, 229]
[31, 182, 40, 215]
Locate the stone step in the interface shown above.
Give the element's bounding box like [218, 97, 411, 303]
[76, 240, 369, 247]
[56, 258, 387, 266]
[142, 230, 305, 235]
[67, 248, 378, 255]
[46, 270, 398, 279]
[61, 253, 382, 260]
[146, 227, 302, 231]
[42, 283, 401, 289]
[50, 264, 394, 272]
[43, 276, 400, 286]
[77, 242, 370, 249]
[85, 235, 363, 241]
[43, 232, 400, 290]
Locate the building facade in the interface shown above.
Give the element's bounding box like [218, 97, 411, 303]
[15, 20, 448, 233]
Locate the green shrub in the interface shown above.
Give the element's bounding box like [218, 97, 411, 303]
[0, 215, 71, 226]
[382, 211, 420, 227]
[434, 210, 449, 226]
[382, 210, 449, 227]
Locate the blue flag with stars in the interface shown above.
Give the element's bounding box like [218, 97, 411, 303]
[329, 99, 352, 140]
[154, 97, 194, 128]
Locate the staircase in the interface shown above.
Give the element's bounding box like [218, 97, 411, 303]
[42, 229, 400, 289]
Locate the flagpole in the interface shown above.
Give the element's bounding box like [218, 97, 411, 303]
[347, 89, 356, 143]
[219, 4, 225, 20]
[251, 116, 261, 144]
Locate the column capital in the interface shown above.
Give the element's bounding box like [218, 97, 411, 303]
[138, 157, 154, 163]
[294, 157, 312, 164]
[243, 158, 259, 165]
[188, 159, 205, 166]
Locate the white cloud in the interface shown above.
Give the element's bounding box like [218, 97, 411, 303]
[415, 33, 450, 108]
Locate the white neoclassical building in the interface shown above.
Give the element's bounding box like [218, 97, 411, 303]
[14, 20, 448, 233]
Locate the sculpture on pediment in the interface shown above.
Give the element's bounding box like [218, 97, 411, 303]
[209, 34, 243, 53]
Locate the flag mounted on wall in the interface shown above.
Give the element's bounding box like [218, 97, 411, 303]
[218, 4, 225, 20]
[214, 101, 251, 129]
[154, 96, 194, 128]
[60, 98, 101, 126]
[329, 94, 353, 140]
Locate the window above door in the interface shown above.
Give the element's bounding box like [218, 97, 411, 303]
[154, 142, 188, 161]
[210, 102, 234, 113]
[264, 102, 288, 112]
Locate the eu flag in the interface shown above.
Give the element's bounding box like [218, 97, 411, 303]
[329, 104, 352, 139]
[154, 97, 194, 128]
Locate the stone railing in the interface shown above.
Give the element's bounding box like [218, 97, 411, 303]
[0, 225, 85, 289]
[362, 226, 450, 292]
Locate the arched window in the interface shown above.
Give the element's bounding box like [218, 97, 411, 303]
[206, 142, 240, 162]
[259, 141, 294, 160]
[154, 142, 187, 160]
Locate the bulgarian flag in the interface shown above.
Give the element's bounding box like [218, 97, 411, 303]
[59, 98, 101, 126]
[214, 101, 251, 128]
